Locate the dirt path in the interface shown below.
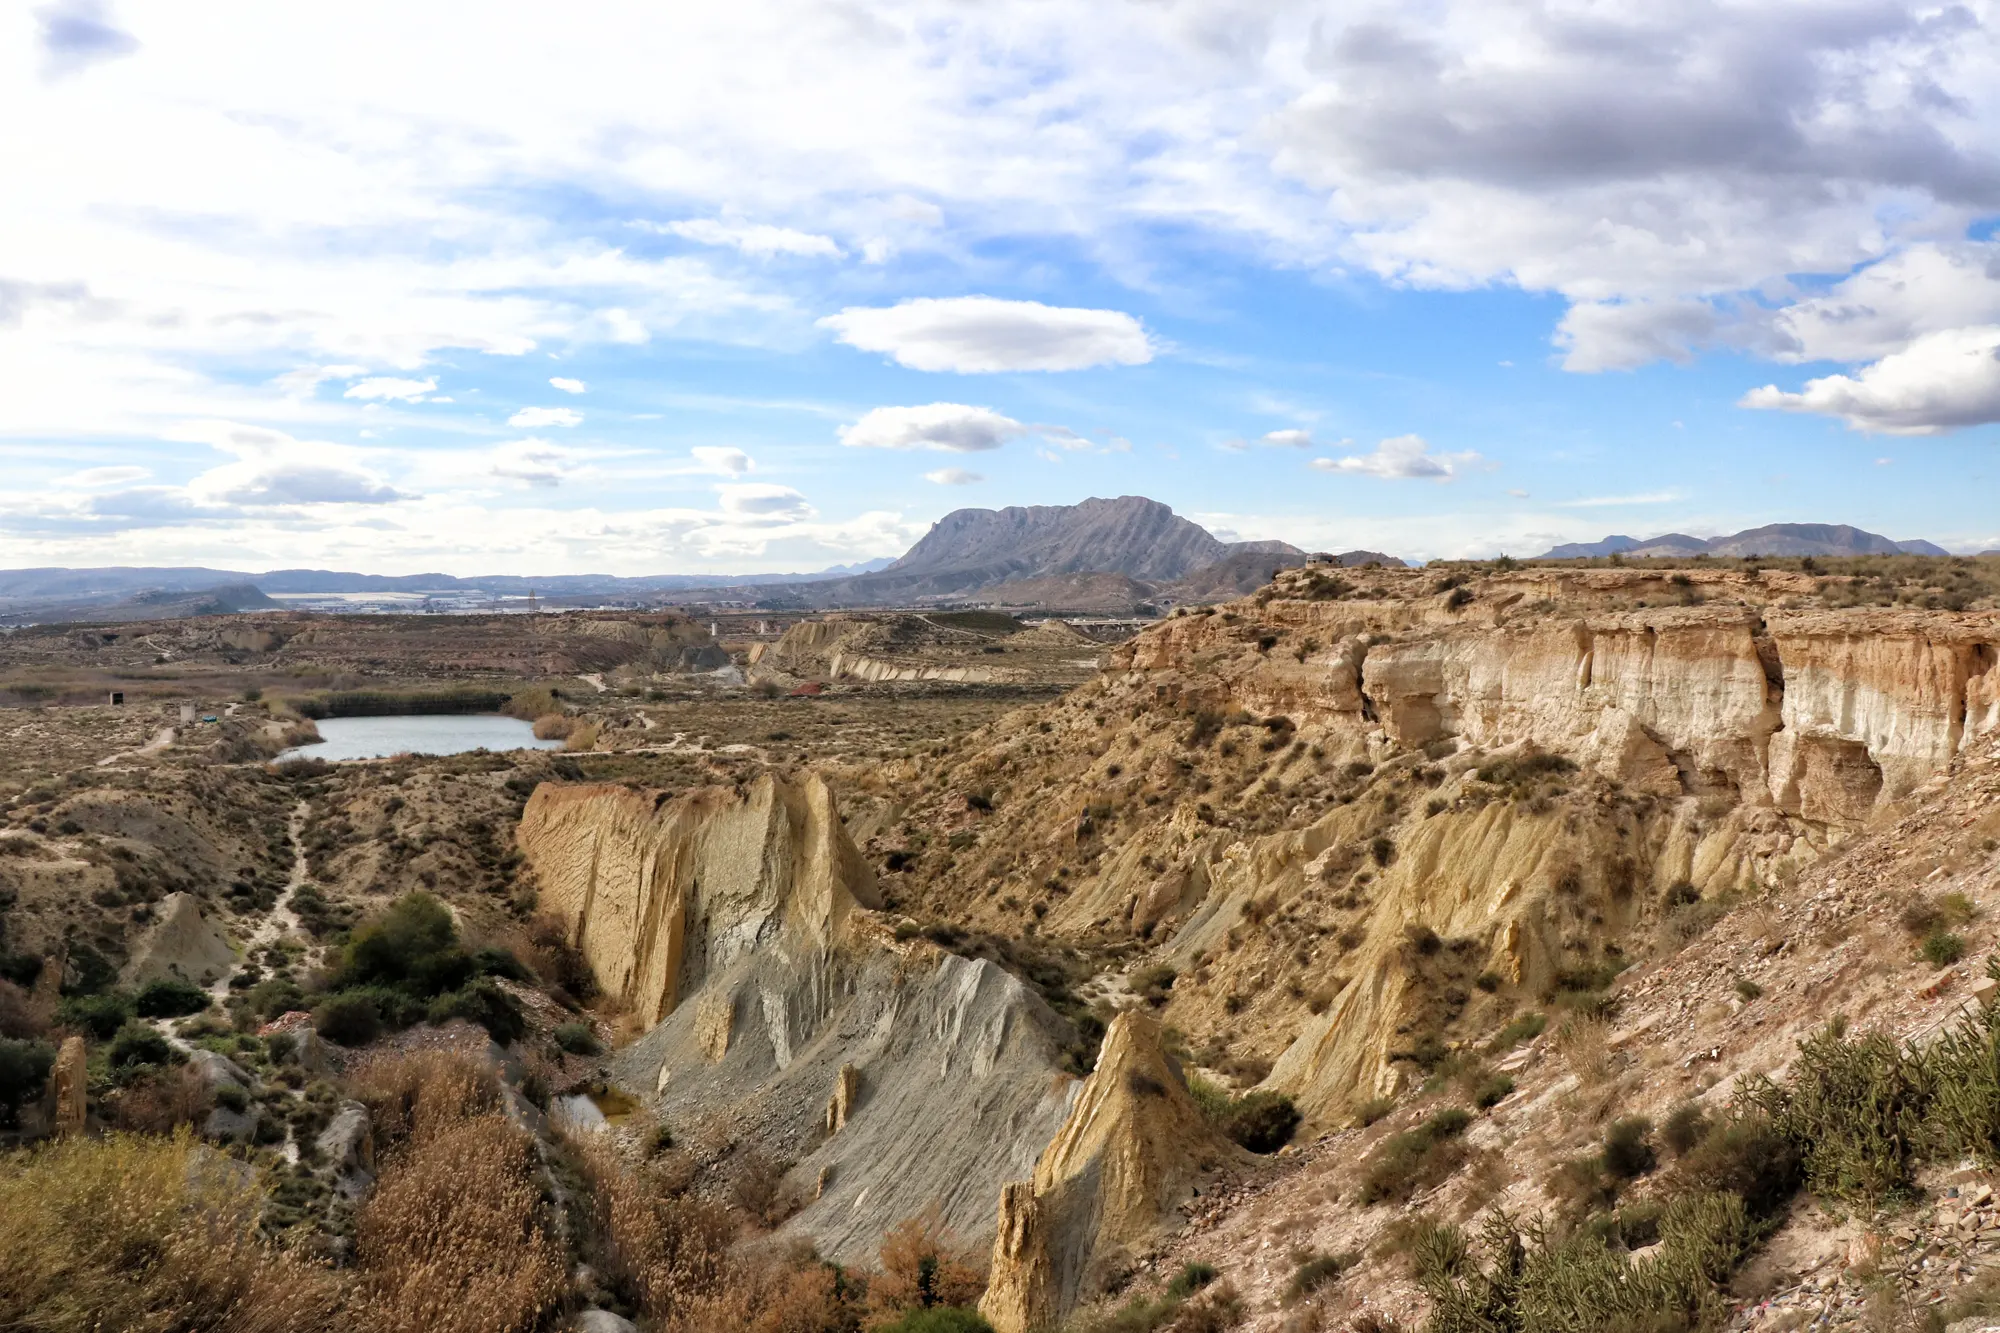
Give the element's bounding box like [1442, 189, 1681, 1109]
[96, 725, 174, 767]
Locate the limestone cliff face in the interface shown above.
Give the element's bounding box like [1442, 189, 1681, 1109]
[1112, 583, 1999, 830]
[518, 773, 879, 1025]
[981, 1011, 1241, 1333]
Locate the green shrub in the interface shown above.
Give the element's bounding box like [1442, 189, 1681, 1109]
[335, 891, 474, 998]
[1732, 978, 1763, 1002]
[553, 1021, 601, 1056]
[134, 977, 210, 1018]
[1473, 1075, 1515, 1109]
[57, 990, 134, 1040]
[1217, 1091, 1301, 1153]
[1284, 1251, 1355, 1304]
[1602, 1117, 1657, 1181]
[1485, 1013, 1546, 1054]
[314, 992, 383, 1046]
[108, 1021, 173, 1069]
[0, 1037, 55, 1124]
[1659, 1102, 1709, 1157]
[1924, 931, 1968, 966]
[427, 978, 526, 1044]
[1166, 1262, 1217, 1299]
[1749, 1024, 1928, 1203]
[211, 1081, 250, 1113]
[1358, 1108, 1472, 1204]
[1672, 1112, 1801, 1220]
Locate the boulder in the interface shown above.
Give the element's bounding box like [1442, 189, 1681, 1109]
[573, 1311, 637, 1333]
[315, 1100, 375, 1200]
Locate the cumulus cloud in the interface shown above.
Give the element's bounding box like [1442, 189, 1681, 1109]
[509, 406, 582, 428]
[839, 403, 1028, 452]
[652, 218, 842, 259]
[488, 439, 585, 488]
[1309, 434, 1485, 481]
[549, 376, 587, 394]
[691, 446, 752, 475]
[1259, 428, 1315, 448]
[37, 0, 138, 77]
[1741, 326, 2000, 434]
[171, 420, 411, 508]
[1556, 300, 1728, 372]
[820, 297, 1153, 373]
[716, 483, 812, 518]
[344, 376, 437, 403]
[924, 467, 983, 485]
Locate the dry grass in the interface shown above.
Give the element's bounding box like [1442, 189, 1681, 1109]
[0, 1128, 345, 1332]
[110, 1063, 214, 1133]
[574, 1136, 738, 1323]
[353, 1114, 566, 1333]
[1554, 1015, 1611, 1084]
[866, 1208, 988, 1325]
[346, 1048, 499, 1149]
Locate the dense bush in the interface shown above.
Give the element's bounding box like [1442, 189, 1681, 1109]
[0, 1038, 55, 1124]
[874, 1311, 992, 1333]
[1218, 1090, 1301, 1153]
[58, 990, 134, 1040]
[134, 976, 210, 1018]
[316, 992, 384, 1046]
[108, 1021, 174, 1070]
[426, 978, 526, 1043]
[553, 1021, 601, 1056]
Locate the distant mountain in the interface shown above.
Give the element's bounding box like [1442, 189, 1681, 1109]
[743, 496, 1308, 608]
[1534, 523, 1951, 562]
[0, 558, 908, 617]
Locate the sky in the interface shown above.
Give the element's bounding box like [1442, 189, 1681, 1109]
[4, 0, 2000, 575]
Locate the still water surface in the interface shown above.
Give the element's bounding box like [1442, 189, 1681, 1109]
[278, 714, 563, 762]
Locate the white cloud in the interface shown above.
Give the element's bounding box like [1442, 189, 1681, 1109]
[509, 406, 583, 428]
[820, 297, 1153, 373]
[487, 439, 586, 488]
[36, 0, 139, 78]
[839, 403, 1027, 452]
[653, 218, 842, 259]
[1741, 326, 2000, 435]
[1309, 434, 1485, 481]
[924, 467, 983, 485]
[691, 446, 752, 475]
[54, 465, 149, 488]
[344, 376, 437, 403]
[716, 483, 812, 518]
[1259, 428, 1315, 448]
[549, 376, 587, 394]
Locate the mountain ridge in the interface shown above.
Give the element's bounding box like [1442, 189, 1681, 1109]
[1536, 522, 1950, 561]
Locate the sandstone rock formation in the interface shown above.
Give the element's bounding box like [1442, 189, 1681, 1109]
[869, 566, 2000, 1125]
[51, 1035, 85, 1136]
[519, 773, 879, 1025]
[981, 1011, 1241, 1333]
[519, 774, 1082, 1262]
[121, 891, 236, 987]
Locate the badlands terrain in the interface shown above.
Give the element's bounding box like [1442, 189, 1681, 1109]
[3, 550, 2000, 1333]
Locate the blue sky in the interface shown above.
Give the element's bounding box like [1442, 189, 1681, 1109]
[3, 0, 1998, 573]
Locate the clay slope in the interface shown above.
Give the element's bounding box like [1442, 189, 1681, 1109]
[517, 774, 1082, 1262]
[849, 565, 2000, 1124]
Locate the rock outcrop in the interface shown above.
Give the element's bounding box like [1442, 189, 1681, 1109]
[519, 774, 1082, 1263]
[121, 891, 236, 987]
[51, 1036, 86, 1136]
[982, 1012, 1241, 1332]
[518, 773, 879, 1025]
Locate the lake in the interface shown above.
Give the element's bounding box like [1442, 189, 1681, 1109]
[277, 714, 565, 762]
